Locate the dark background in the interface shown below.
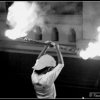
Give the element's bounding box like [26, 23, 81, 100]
[0, 51, 100, 98]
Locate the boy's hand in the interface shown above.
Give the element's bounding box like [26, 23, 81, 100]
[50, 41, 56, 48]
[45, 41, 51, 44]
[45, 41, 55, 48]
[55, 43, 60, 49]
[45, 41, 52, 48]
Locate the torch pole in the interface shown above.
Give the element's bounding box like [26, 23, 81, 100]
[21, 37, 79, 54]
[22, 37, 52, 46]
[21, 37, 76, 46]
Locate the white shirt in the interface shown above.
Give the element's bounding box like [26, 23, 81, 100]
[31, 63, 64, 99]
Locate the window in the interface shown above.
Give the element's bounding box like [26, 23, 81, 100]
[51, 27, 59, 41]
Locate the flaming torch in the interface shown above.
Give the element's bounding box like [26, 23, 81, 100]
[5, 1, 48, 44]
[5, 1, 43, 39]
[79, 26, 100, 60]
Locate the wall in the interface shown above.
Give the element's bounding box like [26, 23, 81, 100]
[43, 15, 82, 44]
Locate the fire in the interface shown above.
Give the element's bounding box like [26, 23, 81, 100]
[79, 26, 100, 60]
[5, 1, 44, 40]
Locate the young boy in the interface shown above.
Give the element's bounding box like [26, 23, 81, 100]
[31, 41, 64, 99]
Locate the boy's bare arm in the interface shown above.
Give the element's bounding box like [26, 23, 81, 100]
[37, 41, 52, 59]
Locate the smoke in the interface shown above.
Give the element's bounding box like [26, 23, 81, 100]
[83, 2, 100, 40]
[79, 2, 100, 60]
[37, 2, 82, 15]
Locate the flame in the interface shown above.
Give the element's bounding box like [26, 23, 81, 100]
[5, 1, 44, 40]
[79, 26, 100, 60]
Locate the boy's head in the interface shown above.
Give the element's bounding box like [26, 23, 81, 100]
[33, 54, 56, 70]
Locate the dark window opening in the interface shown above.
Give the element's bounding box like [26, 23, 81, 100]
[51, 27, 59, 41]
[69, 28, 76, 42]
[34, 26, 42, 41]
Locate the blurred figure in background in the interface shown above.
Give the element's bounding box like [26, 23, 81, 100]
[31, 41, 64, 99]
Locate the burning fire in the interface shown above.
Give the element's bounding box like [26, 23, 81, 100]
[79, 26, 100, 60]
[5, 1, 44, 40]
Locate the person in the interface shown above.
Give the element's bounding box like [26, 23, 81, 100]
[31, 41, 64, 99]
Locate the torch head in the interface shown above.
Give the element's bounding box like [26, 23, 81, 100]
[33, 54, 56, 70]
